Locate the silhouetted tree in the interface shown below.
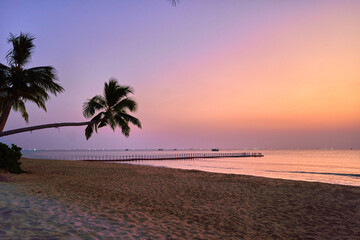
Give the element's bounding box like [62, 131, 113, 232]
[0, 33, 64, 132]
[0, 34, 141, 139]
[83, 79, 142, 139]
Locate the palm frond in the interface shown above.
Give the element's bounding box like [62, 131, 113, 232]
[0, 63, 11, 72]
[114, 115, 131, 137]
[114, 85, 134, 100]
[20, 86, 50, 111]
[12, 100, 29, 123]
[83, 95, 106, 118]
[91, 112, 105, 132]
[98, 120, 108, 128]
[23, 84, 50, 99]
[113, 97, 138, 113]
[6, 32, 35, 66]
[85, 111, 106, 139]
[24, 66, 63, 95]
[102, 111, 116, 131]
[85, 123, 95, 140]
[105, 78, 133, 107]
[0, 64, 11, 87]
[119, 113, 142, 129]
[120, 123, 130, 137]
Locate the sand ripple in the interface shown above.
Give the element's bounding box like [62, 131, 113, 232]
[1, 158, 360, 239]
[0, 182, 154, 239]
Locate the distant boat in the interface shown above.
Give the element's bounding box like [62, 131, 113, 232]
[158, 149, 163, 151]
[211, 149, 219, 152]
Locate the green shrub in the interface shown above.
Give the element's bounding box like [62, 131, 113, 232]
[0, 143, 24, 174]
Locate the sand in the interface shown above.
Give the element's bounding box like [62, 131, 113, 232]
[1, 158, 360, 239]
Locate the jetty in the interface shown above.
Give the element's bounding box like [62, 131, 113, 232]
[82, 152, 264, 162]
[22, 152, 264, 162]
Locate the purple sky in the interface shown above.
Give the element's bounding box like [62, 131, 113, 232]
[1, 0, 359, 150]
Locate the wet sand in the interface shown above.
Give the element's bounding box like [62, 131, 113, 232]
[1, 158, 360, 239]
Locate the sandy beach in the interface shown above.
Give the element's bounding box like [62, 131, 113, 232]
[1, 158, 360, 239]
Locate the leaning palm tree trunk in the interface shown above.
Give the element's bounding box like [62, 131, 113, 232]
[0, 100, 15, 132]
[0, 121, 95, 137]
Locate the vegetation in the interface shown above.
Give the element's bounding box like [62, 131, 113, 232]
[83, 79, 142, 139]
[0, 143, 23, 173]
[0, 33, 141, 139]
[0, 33, 64, 132]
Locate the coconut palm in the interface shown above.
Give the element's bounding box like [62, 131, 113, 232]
[0, 32, 64, 132]
[83, 79, 142, 139]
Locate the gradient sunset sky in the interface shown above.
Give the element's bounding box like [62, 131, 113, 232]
[1, 0, 359, 150]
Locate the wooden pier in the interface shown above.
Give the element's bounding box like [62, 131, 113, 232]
[22, 152, 264, 162]
[82, 152, 264, 162]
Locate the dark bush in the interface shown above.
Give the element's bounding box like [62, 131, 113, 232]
[0, 143, 24, 173]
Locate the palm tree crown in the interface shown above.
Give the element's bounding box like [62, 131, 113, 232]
[83, 79, 142, 139]
[0, 33, 64, 131]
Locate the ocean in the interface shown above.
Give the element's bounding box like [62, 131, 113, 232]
[22, 149, 360, 186]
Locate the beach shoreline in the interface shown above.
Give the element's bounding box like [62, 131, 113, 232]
[1, 158, 360, 239]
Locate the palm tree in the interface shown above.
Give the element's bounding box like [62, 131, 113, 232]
[0, 33, 64, 132]
[83, 79, 142, 139]
[0, 79, 141, 139]
[0, 33, 141, 139]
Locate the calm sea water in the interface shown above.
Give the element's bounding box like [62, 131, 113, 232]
[22, 149, 360, 186]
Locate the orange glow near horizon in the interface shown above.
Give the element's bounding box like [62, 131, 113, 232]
[2, 1, 360, 149]
[139, 3, 360, 136]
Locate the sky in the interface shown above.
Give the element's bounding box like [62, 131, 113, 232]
[0, 0, 359, 150]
